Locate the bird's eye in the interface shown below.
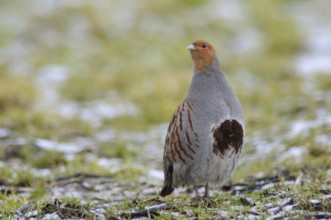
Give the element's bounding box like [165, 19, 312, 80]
[202, 44, 207, 48]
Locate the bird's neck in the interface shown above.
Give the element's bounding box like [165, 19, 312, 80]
[187, 57, 233, 101]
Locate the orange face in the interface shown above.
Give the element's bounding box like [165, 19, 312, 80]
[187, 40, 216, 73]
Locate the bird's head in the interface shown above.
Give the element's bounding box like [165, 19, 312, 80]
[187, 40, 216, 73]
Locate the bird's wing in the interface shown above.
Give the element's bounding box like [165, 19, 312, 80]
[161, 99, 199, 197]
[160, 107, 177, 197]
[164, 98, 198, 165]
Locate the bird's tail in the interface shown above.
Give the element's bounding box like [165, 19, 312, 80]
[160, 183, 174, 197]
[160, 163, 174, 197]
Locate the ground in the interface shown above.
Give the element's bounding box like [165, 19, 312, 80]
[0, 0, 330, 219]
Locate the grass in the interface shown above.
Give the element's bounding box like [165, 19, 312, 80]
[102, 177, 330, 219]
[0, 195, 28, 218]
[0, 74, 37, 111]
[0, 0, 330, 218]
[0, 110, 93, 140]
[98, 142, 138, 159]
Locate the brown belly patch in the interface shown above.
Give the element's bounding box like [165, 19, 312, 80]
[212, 119, 244, 157]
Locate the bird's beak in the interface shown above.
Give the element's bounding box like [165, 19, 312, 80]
[186, 44, 196, 51]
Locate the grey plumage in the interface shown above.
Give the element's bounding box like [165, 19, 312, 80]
[161, 40, 244, 198]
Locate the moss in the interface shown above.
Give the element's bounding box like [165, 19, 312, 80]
[30, 150, 67, 169]
[0, 75, 37, 111]
[249, 0, 302, 55]
[57, 156, 114, 177]
[103, 115, 150, 132]
[60, 74, 113, 102]
[112, 166, 144, 180]
[315, 73, 331, 91]
[0, 110, 92, 140]
[0, 166, 46, 198]
[98, 142, 138, 159]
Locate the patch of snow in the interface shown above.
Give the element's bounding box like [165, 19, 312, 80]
[3, 137, 27, 146]
[265, 203, 274, 208]
[58, 100, 139, 127]
[210, 0, 247, 22]
[294, 54, 331, 76]
[123, 190, 136, 197]
[0, 161, 6, 167]
[34, 66, 139, 126]
[282, 181, 296, 186]
[277, 146, 307, 163]
[232, 206, 245, 211]
[288, 0, 331, 76]
[148, 169, 163, 180]
[34, 139, 85, 154]
[309, 199, 321, 205]
[65, 154, 75, 161]
[233, 185, 248, 191]
[288, 110, 331, 138]
[95, 129, 116, 142]
[243, 133, 286, 163]
[0, 128, 11, 139]
[315, 134, 331, 146]
[144, 202, 168, 210]
[245, 197, 255, 204]
[42, 213, 61, 220]
[283, 205, 294, 211]
[79, 101, 138, 124]
[267, 206, 280, 214]
[25, 210, 38, 218]
[246, 213, 260, 220]
[261, 183, 275, 190]
[231, 28, 264, 55]
[118, 131, 149, 143]
[96, 157, 122, 172]
[35, 65, 69, 106]
[31, 168, 52, 177]
[141, 188, 158, 195]
[289, 121, 315, 137]
[0, 40, 34, 76]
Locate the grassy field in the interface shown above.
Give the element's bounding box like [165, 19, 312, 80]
[0, 0, 330, 219]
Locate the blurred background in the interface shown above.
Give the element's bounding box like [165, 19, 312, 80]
[0, 0, 330, 208]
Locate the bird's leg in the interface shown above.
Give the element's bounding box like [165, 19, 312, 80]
[194, 186, 201, 198]
[203, 183, 209, 198]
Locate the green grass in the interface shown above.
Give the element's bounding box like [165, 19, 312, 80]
[0, 74, 37, 111]
[98, 142, 138, 159]
[0, 195, 28, 218]
[0, 110, 93, 139]
[103, 178, 330, 219]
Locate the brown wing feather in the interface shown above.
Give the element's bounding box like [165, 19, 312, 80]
[160, 108, 177, 197]
[161, 99, 197, 196]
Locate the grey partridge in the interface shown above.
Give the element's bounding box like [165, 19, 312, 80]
[160, 40, 245, 198]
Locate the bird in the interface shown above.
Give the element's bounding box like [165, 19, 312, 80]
[160, 40, 245, 198]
